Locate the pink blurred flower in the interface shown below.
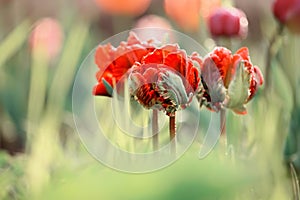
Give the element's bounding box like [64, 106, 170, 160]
[29, 18, 64, 59]
[164, 0, 220, 32]
[95, 0, 151, 16]
[273, 0, 300, 33]
[207, 7, 248, 38]
[134, 15, 173, 42]
[135, 15, 172, 30]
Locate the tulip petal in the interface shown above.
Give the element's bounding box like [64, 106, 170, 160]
[201, 58, 226, 111]
[225, 61, 250, 112]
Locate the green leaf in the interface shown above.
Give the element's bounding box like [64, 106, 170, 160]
[0, 19, 31, 68]
[225, 61, 250, 111]
[102, 78, 113, 96]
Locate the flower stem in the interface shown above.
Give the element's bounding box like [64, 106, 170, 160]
[220, 108, 227, 152]
[152, 109, 159, 151]
[265, 24, 284, 90]
[169, 115, 176, 140]
[220, 108, 226, 136]
[290, 162, 300, 200]
[169, 114, 176, 154]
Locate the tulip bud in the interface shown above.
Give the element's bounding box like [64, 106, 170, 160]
[29, 18, 63, 60]
[273, 0, 300, 33]
[207, 7, 248, 39]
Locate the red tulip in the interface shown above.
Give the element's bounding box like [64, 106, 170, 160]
[93, 32, 156, 96]
[207, 7, 248, 38]
[199, 47, 263, 114]
[128, 45, 201, 116]
[273, 0, 300, 33]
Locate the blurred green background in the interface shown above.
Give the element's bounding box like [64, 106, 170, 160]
[0, 0, 299, 199]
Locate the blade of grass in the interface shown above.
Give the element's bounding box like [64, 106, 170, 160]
[26, 47, 50, 149]
[220, 108, 228, 155]
[265, 25, 284, 91]
[0, 20, 31, 68]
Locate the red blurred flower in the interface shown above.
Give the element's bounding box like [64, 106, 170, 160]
[128, 45, 201, 116]
[93, 32, 156, 96]
[273, 0, 300, 33]
[29, 18, 64, 60]
[207, 7, 248, 38]
[164, 0, 219, 32]
[95, 0, 151, 16]
[199, 47, 263, 114]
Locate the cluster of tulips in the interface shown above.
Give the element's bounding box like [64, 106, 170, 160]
[93, 32, 263, 141]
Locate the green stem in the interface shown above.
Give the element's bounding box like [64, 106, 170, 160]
[265, 24, 284, 91]
[220, 109, 226, 135]
[152, 109, 159, 151]
[26, 49, 49, 151]
[290, 162, 300, 200]
[220, 108, 227, 152]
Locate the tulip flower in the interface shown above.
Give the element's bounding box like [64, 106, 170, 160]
[93, 32, 156, 96]
[207, 7, 248, 38]
[273, 0, 300, 33]
[29, 18, 64, 60]
[128, 45, 201, 117]
[199, 47, 263, 115]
